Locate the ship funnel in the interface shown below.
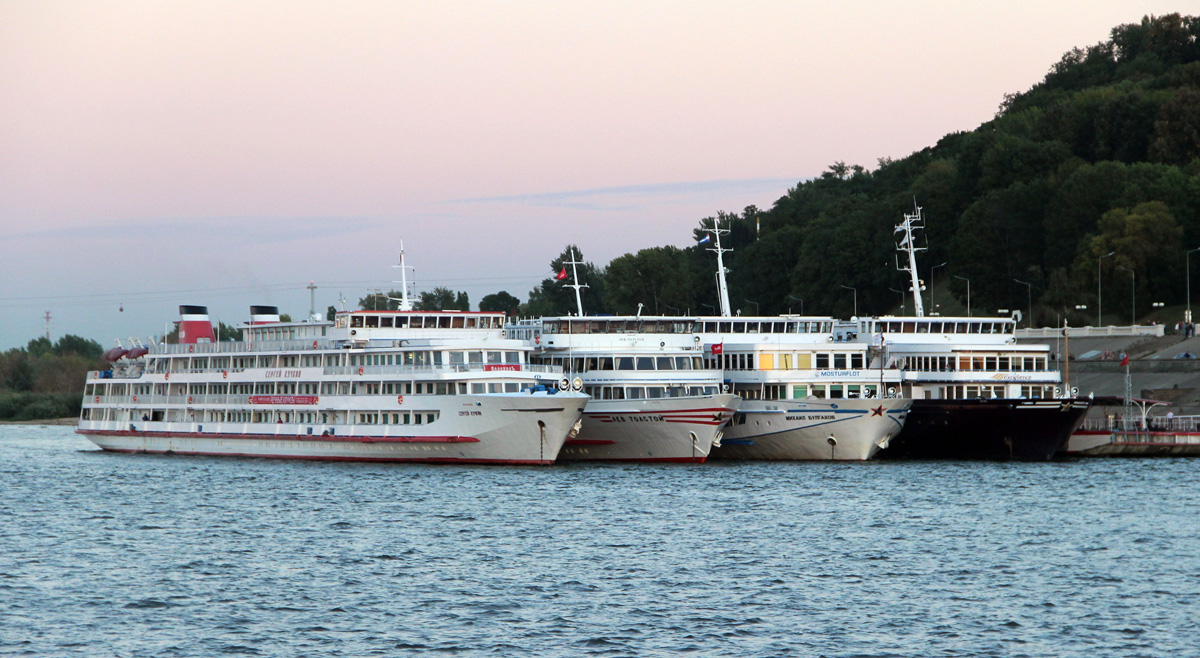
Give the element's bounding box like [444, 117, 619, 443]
[178, 305, 216, 344]
[250, 305, 281, 325]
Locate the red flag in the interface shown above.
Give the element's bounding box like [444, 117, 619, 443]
[1119, 353, 1129, 367]
[555, 267, 567, 281]
[711, 342, 723, 355]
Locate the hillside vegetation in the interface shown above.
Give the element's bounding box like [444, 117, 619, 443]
[518, 14, 1200, 326]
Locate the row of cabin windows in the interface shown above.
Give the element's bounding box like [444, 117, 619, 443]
[940, 385, 1007, 399]
[583, 385, 720, 400]
[733, 383, 879, 400]
[88, 380, 521, 398]
[705, 352, 866, 371]
[871, 320, 1015, 335]
[543, 320, 696, 335]
[537, 356, 703, 372]
[357, 412, 439, 425]
[149, 349, 523, 372]
[538, 319, 834, 335]
[248, 326, 329, 342]
[900, 355, 1048, 372]
[348, 314, 502, 330]
[697, 320, 832, 334]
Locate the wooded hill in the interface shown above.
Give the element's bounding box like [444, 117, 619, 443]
[516, 14, 1200, 326]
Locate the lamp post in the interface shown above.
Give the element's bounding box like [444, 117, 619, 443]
[1098, 251, 1115, 326]
[1117, 265, 1135, 323]
[1188, 247, 1200, 323]
[1014, 279, 1032, 328]
[888, 288, 906, 316]
[786, 295, 804, 315]
[952, 275, 970, 316]
[700, 303, 717, 315]
[743, 299, 759, 316]
[840, 285, 857, 317]
[930, 261, 948, 313]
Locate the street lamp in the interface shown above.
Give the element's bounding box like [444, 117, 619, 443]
[1013, 279, 1032, 328]
[700, 303, 717, 315]
[1188, 247, 1200, 323]
[786, 295, 804, 315]
[1098, 251, 1115, 326]
[930, 262, 948, 312]
[888, 288, 906, 316]
[952, 275, 970, 316]
[840, 285, 857, 317]
[743, 299, 759, 316]
[1117, 265, 1135, 323]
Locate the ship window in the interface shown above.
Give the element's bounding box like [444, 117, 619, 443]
[489, 383, 501, 393]
[851, 353, 864, 369]
[598, 357, 614, 370]
[811, 385, 826, 399]
[675, 357, 690, 370]
[505, 351, 519, 364]
[450, 352, 464, 365]
[628, 387, 644, 399]
[617, 357, 634, 370]
[350, 316, 364, 328]
[657, 357, 674, 370]
[636, 357, 654, 370]
[815, 354, 829, 369]
[834, 354, 847, 369]
[505, 383, 518, 393]
[646, 387, 664, 399]
[468, 352, 483, 365]
[439, 317, 451, 329]
[829, 385, 844, 399]
[364, 316, 379, 328]
[451, 316, 464, 329]
[719, 322, 732, 332]
[847, 385, 861, 398]
[472, 383, 485, 394]
[985, 357, 997, 371]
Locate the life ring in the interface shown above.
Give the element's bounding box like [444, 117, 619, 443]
[132, 395, 137, 403]
[187, 396, 193, 404]
[534, 335, 541, 344]
[94, 396, 100, 403]
[397, 395, 404, 404]
[222, 370, 228, 379]
[164, 372, 169, 380]
[357, 366, 364, 375]
[312, 340, 318, 349]
[188, 345, 194, 353]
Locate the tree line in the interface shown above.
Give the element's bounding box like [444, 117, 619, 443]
[454, 14, 1200, 327]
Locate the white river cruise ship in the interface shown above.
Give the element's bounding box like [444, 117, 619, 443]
[77, 299, 587, 465]
[509, 316, 739, 462]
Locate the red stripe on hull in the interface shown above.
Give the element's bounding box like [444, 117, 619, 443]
[77, 429, 480, 443]
[94, 447, 551, 465]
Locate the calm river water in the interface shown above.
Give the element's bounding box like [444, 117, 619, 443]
[2, 425, 1197, 657]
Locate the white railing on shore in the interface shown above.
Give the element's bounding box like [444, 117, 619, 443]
[1018, 325, 1165, 339]
[1082, 415, 1200, 433]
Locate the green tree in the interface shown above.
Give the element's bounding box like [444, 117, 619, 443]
[415, 287, 469, 311]
[603, 246, 696, 315]
[52, 335, 103, 360]
[479, 291, 521, 314]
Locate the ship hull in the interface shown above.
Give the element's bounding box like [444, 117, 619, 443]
[558, 394, 739, 463]
[882, 398, 1089, 461]
[77, 394, 587, 465]
[711, 398, 911, 461]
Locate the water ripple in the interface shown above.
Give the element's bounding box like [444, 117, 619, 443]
[1, 427, 1198, 657]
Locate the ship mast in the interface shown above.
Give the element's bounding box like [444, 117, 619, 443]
[895, 202, 927, 318]
[563, 247, 588, 317]
[391, 242, 415, 311]
[707, 221, 733, 316]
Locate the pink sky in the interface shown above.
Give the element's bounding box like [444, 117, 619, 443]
[0, 1, 1183, 347]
